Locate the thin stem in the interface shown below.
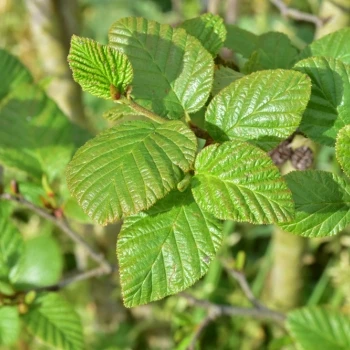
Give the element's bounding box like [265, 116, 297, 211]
[270, 0, 323, 28]
[0, 193, 112, 273]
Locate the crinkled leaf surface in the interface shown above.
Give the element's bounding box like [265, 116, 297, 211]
[0, 84, 77, 180]
[0, 48, 32, 101]
[66, 120, 197, 224]
[0, 307, 20, 346]
[68, 35, 133, 99]
[336, 125, 350, 178]
[109, 17, 214, 119]
[299, 28, 350, 64]
[224, 25, 258, 57]
[212, 66, 243, 96]
[205, 69, 311, 151]
[287, 307, 350, 350]
[192, 141, 294, 223]
[180, 13, 226, 56]
[10, 235, 63, 289]
[23, 293, 84, 350]
[243, 32, 298, 73]
[279, 171, 350, 237]
[118, 188, 223, 307]
[294, 57, 350, 146]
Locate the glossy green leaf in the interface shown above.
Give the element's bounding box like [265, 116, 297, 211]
[192, 141, 294, 223]
[0, 84, 77, 180]
[243, 32, 298, 73]
[294, 57, 350, 146]
[205, 69, 311, 150]
[103, 103, 137, 121]
[109, 17, 214, 119]
[212, 66, 243, 96]
[224, 25, 258, 57]
[279, 171, 350, 237]
[10, 235, 63, 289]
[287, 307, 350, 350]
[0, 48, 32, 101]
[180, 13, 226, 56]
[23, 293, 84, 350]
[299, 28, 350, 64]
[336, 125, 350, 178]
[118, 188, 223, 307]
[66, 120, 197, 224]
[68, 35, 133, 100]
[0, 307, 20, 345]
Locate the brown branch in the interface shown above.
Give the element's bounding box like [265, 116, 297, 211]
[270, 0, 323, 28]
[0, 193, 112, 273]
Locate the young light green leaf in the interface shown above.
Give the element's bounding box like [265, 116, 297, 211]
[205, 69, 311, 151]
[336, 125, 350, 178]
[294, 57, 350, 146]
[0, 84, 78, 180]
[23, 293, 84, 350]
[180, 13, 226, 56]
[10, 236, 63, 289]
[243, 32, 298, 73]
[103, 103, 137, 122]
[287, 307, 350, 350]
[109, 17, 214, 119]
[66, 120, 197, 224]
[0, 48, 32, 101]
[279, 170, 350, 237]
[224, 25, 258, 58]
[299, 28, 350, 64]
[192, 141, 294, 223]
[0, 307, 20, 346]
[118, 188, 223, 307]
[68, 35, 133, 100]
[212, 66, 243, 96]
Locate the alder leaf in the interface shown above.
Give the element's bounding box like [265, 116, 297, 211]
[205, 69, 311, 151]
[118, 188, 223, 307]
[0, 307, 20, 346]
[279, 170, 350, 237]
[224, 25, 258, 57]
[103, 104, 137, 122]
[66, 120, 197, 224]
[299, 28, 350, 64]
[192, 141, 294, 223]
[336, 125, 350, 178]
[212, 66, 243, 96]
[68, 35, 133, 99]
[180, 13, 226, 56]
[109, 17, 214, 119]
[294, 56, 350, 146]
[287, 307, 350, 350]
[23, 293, 84, 350]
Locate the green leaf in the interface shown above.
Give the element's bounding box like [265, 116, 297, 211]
[287, 307, 350, 350]
[118, 188, 223, 307]
[180, 13, 226, 56]
[0, 306, 20, 345]
[68, 35, 133, 100]
[0, 202, 23, 278]
[192, 141, 294, 223]
[279, 170, 350, 237]
[0, 48, 32, 101]
[294, 56, 350, 146]
[23, 293, 84, 350]
[224, 25, 258, 58]
[0, 84, 77, 180]
[103, 103, 137, 122]
[10, 235, 63, 289]
[205, 69, 311, 150]
[109, 17, 214, 119]
[212, 66, 243, 96]
[243, 32, 298, 73]
[299, 28, 350, 64]
[66, 120, 197, 224]
[336, 125, 350, 178]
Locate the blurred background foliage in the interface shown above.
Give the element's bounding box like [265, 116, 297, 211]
[0, 0, 350, 349]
